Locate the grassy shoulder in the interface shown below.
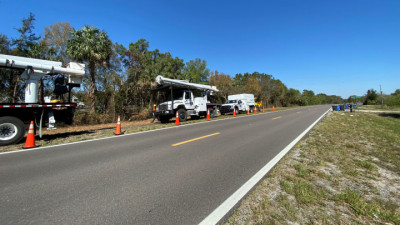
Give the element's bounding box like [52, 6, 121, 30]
[0, 106, 291, 153]
[358, 104, 400, 111]
[225, 110, 400, 224]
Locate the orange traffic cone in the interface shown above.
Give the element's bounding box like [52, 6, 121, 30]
[272, 106, 275, 112]
[115, 115, 122, 135]
[206, 109, 211, 121]
[247, 109, 250, 115]
[254, 107, 258, 114]
[262, 106, 265, 113]
[175, 111, 180, 125]
[23, 121, 37, 149]
[233, 108, 237, 117]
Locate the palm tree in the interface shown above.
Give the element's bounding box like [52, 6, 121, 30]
[66, 25, 112, 113]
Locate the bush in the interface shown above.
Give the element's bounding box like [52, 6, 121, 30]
[385, 94, 400, 107]
[73, 111, 102, 125]
[128, 107, 152, 121]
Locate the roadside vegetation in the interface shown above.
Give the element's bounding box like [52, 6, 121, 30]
[226, 110, 400, 224]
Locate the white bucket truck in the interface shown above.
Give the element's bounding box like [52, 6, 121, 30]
[220, 94, 256, 115]
[0, 54, 85, 146]
[153, 75, 221, 123]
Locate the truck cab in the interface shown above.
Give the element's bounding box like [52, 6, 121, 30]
[153, 76, 220, 123]
[220, 94, 255, 115]
[220, 99, 247, 115]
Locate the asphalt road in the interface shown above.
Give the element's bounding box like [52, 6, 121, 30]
[0, 105, 330, 225]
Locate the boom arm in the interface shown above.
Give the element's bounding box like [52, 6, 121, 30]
[0, 54, 85, 82]
[0, 54, 85, 103]
[155, 75, 219, 93]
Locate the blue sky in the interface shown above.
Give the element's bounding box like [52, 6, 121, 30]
[1, 0, 399, 98]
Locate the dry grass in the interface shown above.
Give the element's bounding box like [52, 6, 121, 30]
[225, 111, 400, 225]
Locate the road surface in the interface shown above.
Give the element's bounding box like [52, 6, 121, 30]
[0, 105, 330, 224]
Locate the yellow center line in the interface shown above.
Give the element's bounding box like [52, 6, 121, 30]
[272, 116, 282, 120]
[172, 132, 221, 147]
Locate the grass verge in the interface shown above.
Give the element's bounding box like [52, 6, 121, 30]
[225, 110, 400, 225]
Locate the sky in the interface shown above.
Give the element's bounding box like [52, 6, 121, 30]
[0, 0, 399, 98]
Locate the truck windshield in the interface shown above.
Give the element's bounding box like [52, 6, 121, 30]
[227, 100, 237, 104]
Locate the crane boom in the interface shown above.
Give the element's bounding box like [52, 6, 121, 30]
[0, 54, 85, 78]
[0, 54, 85, 103]
[155, 75, 219, 93]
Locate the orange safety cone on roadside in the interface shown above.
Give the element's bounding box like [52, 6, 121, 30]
[247, 109, 250, 115]
[254, 107, 258, 114]
[272, 106, 275, 112]
[115, 115, 122, 135]
[233, 108, 237, 117]
[206, 109, 211, 121]
[175, 111, 180, 125]
[23, 121, 38, 149]
[262, 106, 265, 113]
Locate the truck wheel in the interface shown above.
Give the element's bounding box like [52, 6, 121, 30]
[178, 108, 187, 122]
[250, 107, 254, 113]
[159, 116, 170, 124]
[210, 108, 217, 118]
[0, 116, 26, 146]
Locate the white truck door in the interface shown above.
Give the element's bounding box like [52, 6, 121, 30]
[184, 91, 193, 109]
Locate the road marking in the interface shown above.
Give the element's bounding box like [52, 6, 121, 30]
[199, 108, 332, 225]
[272, 116, 282, 120]
[297, 111, 302, 114]
[0, 107, 309, 156]
[172, 132, 220, 146]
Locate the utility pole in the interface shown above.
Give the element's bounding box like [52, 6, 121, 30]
[380, 85, 383, 107]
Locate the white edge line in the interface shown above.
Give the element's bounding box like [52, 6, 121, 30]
[0, 106, 314, 156]
[199, 107, 332, 225]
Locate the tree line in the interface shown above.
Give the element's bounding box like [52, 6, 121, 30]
[361, 89, 400, 107]
[0, 13, 360, 124]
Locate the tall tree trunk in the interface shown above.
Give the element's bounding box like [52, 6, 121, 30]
[89, 61, 96, 113]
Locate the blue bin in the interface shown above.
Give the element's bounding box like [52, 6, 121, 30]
[337, 105, 340, 111]
[353, 104, 357, 109]
[346, 104, 349, 109]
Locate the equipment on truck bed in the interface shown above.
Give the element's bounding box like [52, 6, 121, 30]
[0, 54, 85, 146]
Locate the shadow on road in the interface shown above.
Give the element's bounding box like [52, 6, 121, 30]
[40, 130, 96, 141]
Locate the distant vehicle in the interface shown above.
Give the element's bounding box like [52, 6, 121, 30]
[0, 54, 85, 146]
[220, 94, 256, 115]
[152, 76, 222, 123]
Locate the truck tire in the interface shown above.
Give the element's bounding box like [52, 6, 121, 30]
[0, 116, 26, 146]
[250, 107, 254, 113]
[159, 116, 170, 124]
[210, 108, 217, 118]
[178, 108, 187, 122]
